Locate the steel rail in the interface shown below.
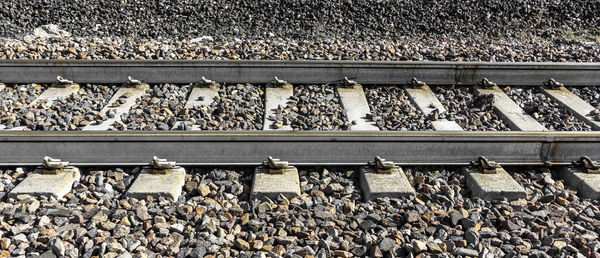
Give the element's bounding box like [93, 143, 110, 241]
[1, 60, 600, 86]
[0, 131, 598, 166]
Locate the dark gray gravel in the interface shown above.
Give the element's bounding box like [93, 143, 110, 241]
[2, 37, 599, 62]
[504, 86, 591, 131]
[8, 85, 116, 131]
[1, 0, 599, 62]
[364, 86, 433, 131]
[178, 84, 265, 130]
[1, 0, 598, 41]
[118, 84, 190, 130]
[434, 86, 511, 131]
[1, 165, 600, 257]
[0, 84, 45, 129]
[276, 85, 350, 130]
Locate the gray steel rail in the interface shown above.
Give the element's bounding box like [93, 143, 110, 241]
[1, 60, 600, 86]
[0, 131, 598, 166]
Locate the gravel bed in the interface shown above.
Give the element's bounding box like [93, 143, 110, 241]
[7, 85, 116, 131]
[2, 166, 598, 257]
[2, 37, 599, 62]
[178, 84, 265, 130]
[364, 86, 433, 131]
[1, 0, 600, 63]
[1, 1, 598, 41]
[504, 86, 591, 131]
[0, 84, 45, 129]
[274, 85, 350, 130]
[118, 84, 190, 131]
[569, 87, 600, 121]
[433, 86, 511, 131]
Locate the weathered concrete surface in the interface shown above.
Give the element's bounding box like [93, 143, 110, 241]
[251, 167, 300, 200]
[543, 86, 600, 130]
[9, 168, 80, 199]
[405, 85, 463, 131]
[126, 167, 186, 200]
[84, 86, 148, 130]
[177, 85, 220, 130]
[337, 85, 379, 131]
[476, 85, 547, 131]
[264, 84, 293, 130]
[31, 84, 80, 106]
[465, 167, 526, 201]
[3, 84, 81, 131]
[557, 166, 600, 199]
[431, 120, 464, 131]
[359, 167, 415, 201]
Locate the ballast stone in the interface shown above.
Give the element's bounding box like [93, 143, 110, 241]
[126, 167, 186, 200]
[250, 167, 300, 200]
[359, 166, 415, 201]
[557, 166, 600, 199]
[9, 168, 80, 199]
[465, 167, 526, 201]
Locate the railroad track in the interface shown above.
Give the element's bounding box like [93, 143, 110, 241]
[1, 60, 600, 196]
[2, 60, 600, 256]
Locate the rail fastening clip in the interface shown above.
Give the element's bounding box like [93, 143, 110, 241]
[545, 78, 564, 90]
[573, 156, 600, 174]
[151, 156, 179, 175]
[479, 78, 497, 89]
[369, 156, 398, 174]
[343, 76, 359, 88]
[265, 156, 291, 174]
[202, 76, 220, 87]
[55, 76, 74, 88]
[472, 156, 500, 174]
[273, 77, 291, 88]
[42, 156, 72, 175]
[409, 77, 427, 88]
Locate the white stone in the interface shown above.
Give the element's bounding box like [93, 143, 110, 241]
[190, 36, 214, 43]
